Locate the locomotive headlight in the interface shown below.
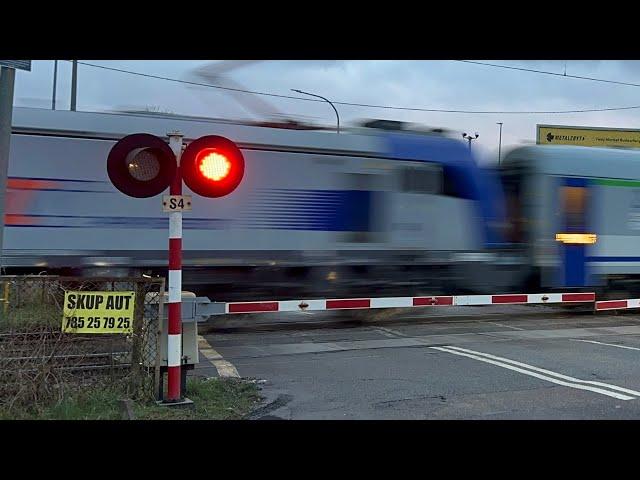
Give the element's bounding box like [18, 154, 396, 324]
[555, 233, 597, 245]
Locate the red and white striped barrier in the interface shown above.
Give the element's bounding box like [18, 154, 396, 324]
[166, 134, 183, 403]
[595, 299, 640, 311]
[223, 292, 596, 314]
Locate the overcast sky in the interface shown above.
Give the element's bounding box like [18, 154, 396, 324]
[11, 60, 640, 164]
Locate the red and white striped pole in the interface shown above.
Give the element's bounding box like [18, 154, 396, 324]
[166, 132, 183, 402]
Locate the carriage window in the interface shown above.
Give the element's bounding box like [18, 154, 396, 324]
[561, 186, 587, 230]
[400, 165, 442, 194]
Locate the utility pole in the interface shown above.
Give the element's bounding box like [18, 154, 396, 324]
[497, 122, 503, 165]
[0, 67, 16, 269]
[52, 60, 58, 110]
[71, 60, 78, 111]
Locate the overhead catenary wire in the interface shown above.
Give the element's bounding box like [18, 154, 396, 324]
[456, 60, 640, 89]
[66, 60, 640, 115]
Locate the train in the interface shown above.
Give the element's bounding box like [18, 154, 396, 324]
[4, 107, 640, 301]
[501, 144, 640, 299]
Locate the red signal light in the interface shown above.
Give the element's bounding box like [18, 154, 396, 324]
[196, 149, 232, 181]
[181, 136, 245, 198]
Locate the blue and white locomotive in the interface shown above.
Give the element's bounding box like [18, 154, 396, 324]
[5, 108, 523, 300]
[15, 108, 640, 301]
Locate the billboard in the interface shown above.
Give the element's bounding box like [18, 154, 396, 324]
[537, 125, 640, 149]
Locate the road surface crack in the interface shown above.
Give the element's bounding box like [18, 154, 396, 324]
[248, 394, 293, 420]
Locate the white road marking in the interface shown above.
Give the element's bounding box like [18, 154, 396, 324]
[373, 328, 397, 338]
[571, 339, 640, 352]
[483, 321, 526, 331]
[373, 326, 407, 338]
[431, 346, 639, 400]
[211, 360, 241, 378]
[197, 335, 240, 378]
[443, 345, 640, 397]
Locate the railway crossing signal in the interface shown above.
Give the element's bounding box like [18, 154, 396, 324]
[181, 135, 245, 198]
[106, 132, 245, 405]
[107, 133, 244, 199]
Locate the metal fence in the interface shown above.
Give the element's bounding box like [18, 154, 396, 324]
[0, 275, 165, 413]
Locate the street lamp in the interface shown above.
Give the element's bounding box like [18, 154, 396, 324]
[497, 122, 503, 166]
[291, 89, 340, 134]
[462, 132, 479, 151]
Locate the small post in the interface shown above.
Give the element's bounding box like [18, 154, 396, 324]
[165, 131, 183, 403]
[2, 281, 9, 316]
[119, 399, 136, 420]
[0, 67, 16, 271]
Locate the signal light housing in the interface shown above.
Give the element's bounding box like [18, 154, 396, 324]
[107, 133, 177, 198]
[181, 135, 245, 198]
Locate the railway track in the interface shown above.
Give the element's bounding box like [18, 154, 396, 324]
[0, 330, 133, 373]
[1, 350, 132, 373]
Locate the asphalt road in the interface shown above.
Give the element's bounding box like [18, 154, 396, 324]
[195, 307, 640, 419]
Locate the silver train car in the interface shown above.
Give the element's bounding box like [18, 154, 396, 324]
[5, 108, 521, 300]
[501, 144, 640, 297]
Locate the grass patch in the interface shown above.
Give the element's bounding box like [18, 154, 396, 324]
[0, 377, 263, 420]
[0, 384, 124, 420]
[42, 386, 124, 420]
[137, 377, 263, 420]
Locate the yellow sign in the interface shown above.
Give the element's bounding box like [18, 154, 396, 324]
[538, 125, 640, 148]
[62, 291, 136, 334]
